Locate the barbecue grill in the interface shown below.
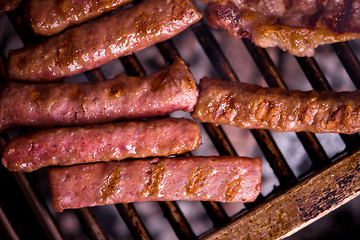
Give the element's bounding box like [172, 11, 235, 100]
[2, 1, 360, 239]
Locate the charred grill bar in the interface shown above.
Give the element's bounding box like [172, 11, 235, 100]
[2, 1, 360, 240]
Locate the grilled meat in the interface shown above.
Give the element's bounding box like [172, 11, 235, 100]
[49, 156, 262, 212]
[201, 0, 360, 56]
[191, 77, 360, 134]
[25, 0, 133, 36]
[0, 58, 198, 132]
[7, 0, 202, 82]
[2, 118, 201, 172]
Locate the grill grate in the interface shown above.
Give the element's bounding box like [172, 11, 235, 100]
[2, 1, 360, 239]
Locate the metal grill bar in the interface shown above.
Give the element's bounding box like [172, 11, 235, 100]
[11, 172, 65, 240]
[333, 42, 360, 88]
[74, 208, 109, 240]
[191, 21, 238, 83]
[115, 204, 152, 240]
[158, 201, 197, 240]
[0, 203, 20, 240]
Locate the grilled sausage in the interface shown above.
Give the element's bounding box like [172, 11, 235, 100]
[7, 0, 202, 82]
[191, 77, 360, 134]
[25, 0, 133, 36]
[0, 58, 198, 133]
[48, 156, 262, 212]
[2, 118, 202, 172]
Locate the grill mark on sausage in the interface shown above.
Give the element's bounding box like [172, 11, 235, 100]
[186, 165, 212, 195]
[225, 178, 243, 201]
[141, 161, 165, 197]
[100, 166, 122, 203]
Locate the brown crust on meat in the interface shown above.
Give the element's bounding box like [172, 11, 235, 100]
[191, 77, 360, 134]
[201, 0, 360, 56]
[48, 156, 262, 212]
[2, 118, 202, 172]
[7, 0, 202, 82]
[0, 58, 198, 133]
[25, 0, 133, 36]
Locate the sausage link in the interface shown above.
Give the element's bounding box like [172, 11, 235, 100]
[7, 0, 202, 82]
[191, 77, 360, 134]
[0, 58, 198, 132]
[48, 156, 262, 212]
[2, 118, 202, 172]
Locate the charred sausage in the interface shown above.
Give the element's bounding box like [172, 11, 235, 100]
[191, 77, 360, 134]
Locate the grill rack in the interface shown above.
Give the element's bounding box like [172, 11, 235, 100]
[2, 2, 360, 239]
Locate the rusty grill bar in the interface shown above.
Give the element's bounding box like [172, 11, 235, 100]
[2, 2, 360, 240]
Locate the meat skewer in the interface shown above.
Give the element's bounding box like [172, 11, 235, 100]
[191, 77, 360, 134]
[25, 0, 133, 36]
[2, 118, 202, 172]
[7, 0, 202, 82]
[0, 58, 198, 133]
[48, 156, 262, 212]
[201, 0, 360, 57]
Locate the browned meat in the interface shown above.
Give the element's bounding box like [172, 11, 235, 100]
[25, 0, 133, 36]
[48, 156, 262, 212]
[2, 118, 201, 172]
[7, 0, 202, 82]
[191, 77, 360, 134]
[201, 0, 360, 56]
[0, 58, 198, 133]
[0, 0, 22, 12]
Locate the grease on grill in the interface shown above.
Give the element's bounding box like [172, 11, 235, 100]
[186, 165, 212, 195]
